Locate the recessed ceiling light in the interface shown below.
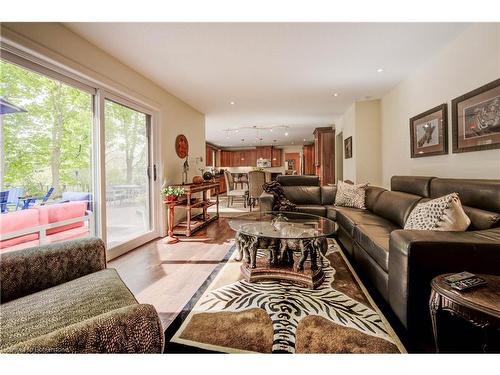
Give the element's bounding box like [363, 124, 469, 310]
[333, 93, 339, 97]
[303, 138, 306, 142]
[377, 68, 384, 73]
[235, 129, 239, 133]
[270, 128, 273, 132]
[230, 101, 235, 105]
[285, 132, 289, 136]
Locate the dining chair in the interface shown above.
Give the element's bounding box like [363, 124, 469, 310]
[247, 171, 265, 211]
[224, 171, 248, 207]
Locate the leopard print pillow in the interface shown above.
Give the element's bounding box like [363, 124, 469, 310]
[404, 193, 471, 231]
[334, 180, 368, 209]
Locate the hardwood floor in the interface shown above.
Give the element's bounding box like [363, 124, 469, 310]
[108, 218, 236, 330]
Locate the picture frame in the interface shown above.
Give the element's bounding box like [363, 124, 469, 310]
[344, 136, 352, 159]
[451, 78, 500, 153]
[409, 104, 448, 158]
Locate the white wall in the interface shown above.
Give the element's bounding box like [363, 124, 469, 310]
[337, 99, 382, 185]
[380, 23, 500, 188]
[340, 103, 356, 182]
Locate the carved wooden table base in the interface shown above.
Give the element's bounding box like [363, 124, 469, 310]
[235, 231, 328, 289]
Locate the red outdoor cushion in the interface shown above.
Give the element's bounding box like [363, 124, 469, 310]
[35, 201, 88, 235]
[0, 209, 40, 249]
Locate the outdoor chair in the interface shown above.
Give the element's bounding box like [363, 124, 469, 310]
[21, 187, 55, 210]
[6, 187, 24, 211]
[0, 191, 8, 213]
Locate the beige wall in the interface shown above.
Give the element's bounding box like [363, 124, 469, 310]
[380, 23, 500, 188]
[1, 23, 206, 188]
[340, 103, 356, 182]
[338, 99, 382, 185]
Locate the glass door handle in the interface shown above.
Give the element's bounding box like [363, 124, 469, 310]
[153, 164, 157, 181]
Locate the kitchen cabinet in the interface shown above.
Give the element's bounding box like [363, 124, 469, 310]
[206, 144, 216, 167]
[271, 147, 282, 167]
[256, 146, 272, 160]
[220, 150, 232, 167]
[303, 144, 315, 174]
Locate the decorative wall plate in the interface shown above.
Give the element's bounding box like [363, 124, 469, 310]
[175, 134, 189, 158]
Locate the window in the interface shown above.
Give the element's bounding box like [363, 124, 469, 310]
[0, 59, 95, 250]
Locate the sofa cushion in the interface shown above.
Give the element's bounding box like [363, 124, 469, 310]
[463, 206, 500, 230]
[336, 207, 395, 236]
[391, 176, 434, 197]
[325, 205, 337, 220]
[0, 209, 40, 250]
[295, 205, 327, 217]
[321, 185, 337, 205]
[430, 178, 500, 213]
[0, 269, 137, 351]
[404, 193, 470, 231]
[373, 191, 422, 228]
[365, 186, 386, 212]
[283, 186, 321, 205]
[277, 175, 319, 186]
[354, 224, 399, 272]
[334, 181, 367, 209]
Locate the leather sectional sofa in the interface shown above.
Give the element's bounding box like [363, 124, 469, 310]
[260, 175, 500, 350]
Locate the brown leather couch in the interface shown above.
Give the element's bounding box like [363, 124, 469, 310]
[260, 175, 500, 350]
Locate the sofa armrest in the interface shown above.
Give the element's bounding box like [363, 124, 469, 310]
[1, 237, 106, 303]
[259, 192, 274, 212]
[1, 304, 164, 353]
[388, 228, 500, 335]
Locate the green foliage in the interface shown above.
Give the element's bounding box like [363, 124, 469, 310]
[1, 60, 92, 197]
[161, 186, 185, 197]
[0, 60, 148, 198]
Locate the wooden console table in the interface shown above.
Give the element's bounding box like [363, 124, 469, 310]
[163, 182, 219, 243]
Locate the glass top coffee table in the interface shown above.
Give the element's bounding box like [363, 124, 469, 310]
[229, 211, 336, 289]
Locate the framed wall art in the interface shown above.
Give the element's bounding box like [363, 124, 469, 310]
[451, 78, 500, 153]
[344, 136, 352, 159]
[409, 104, 448, 158]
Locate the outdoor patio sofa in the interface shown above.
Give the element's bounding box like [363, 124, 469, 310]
[0, 237, 164, 353]
[0, 201, 91, 252]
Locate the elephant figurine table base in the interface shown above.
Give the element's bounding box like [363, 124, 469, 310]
[235, 231, 328, 289]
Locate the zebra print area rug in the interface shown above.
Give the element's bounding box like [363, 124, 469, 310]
[166, 240, 405, 354]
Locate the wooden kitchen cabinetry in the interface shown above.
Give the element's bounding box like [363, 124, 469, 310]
[303, 144, 315, 175]
[313, 127, 335, 185]
[271, 147, 281, 167]
[219, 148, 276, 167]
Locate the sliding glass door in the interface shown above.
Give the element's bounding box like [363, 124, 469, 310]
[1, 47, 160, 257]
[104, 99, 154, 248]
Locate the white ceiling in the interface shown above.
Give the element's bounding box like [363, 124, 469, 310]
[65, 22, 469, 147]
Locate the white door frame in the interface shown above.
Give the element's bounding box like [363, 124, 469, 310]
[98, 90, 161, 260]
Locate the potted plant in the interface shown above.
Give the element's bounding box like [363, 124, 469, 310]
[162, 186, 185, 202]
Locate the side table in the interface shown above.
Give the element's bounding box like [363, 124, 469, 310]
[429, 274, 500, 353]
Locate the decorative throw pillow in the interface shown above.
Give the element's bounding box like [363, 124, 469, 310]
[404, 193, 471, 231]
[334, 180, 368, 209]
